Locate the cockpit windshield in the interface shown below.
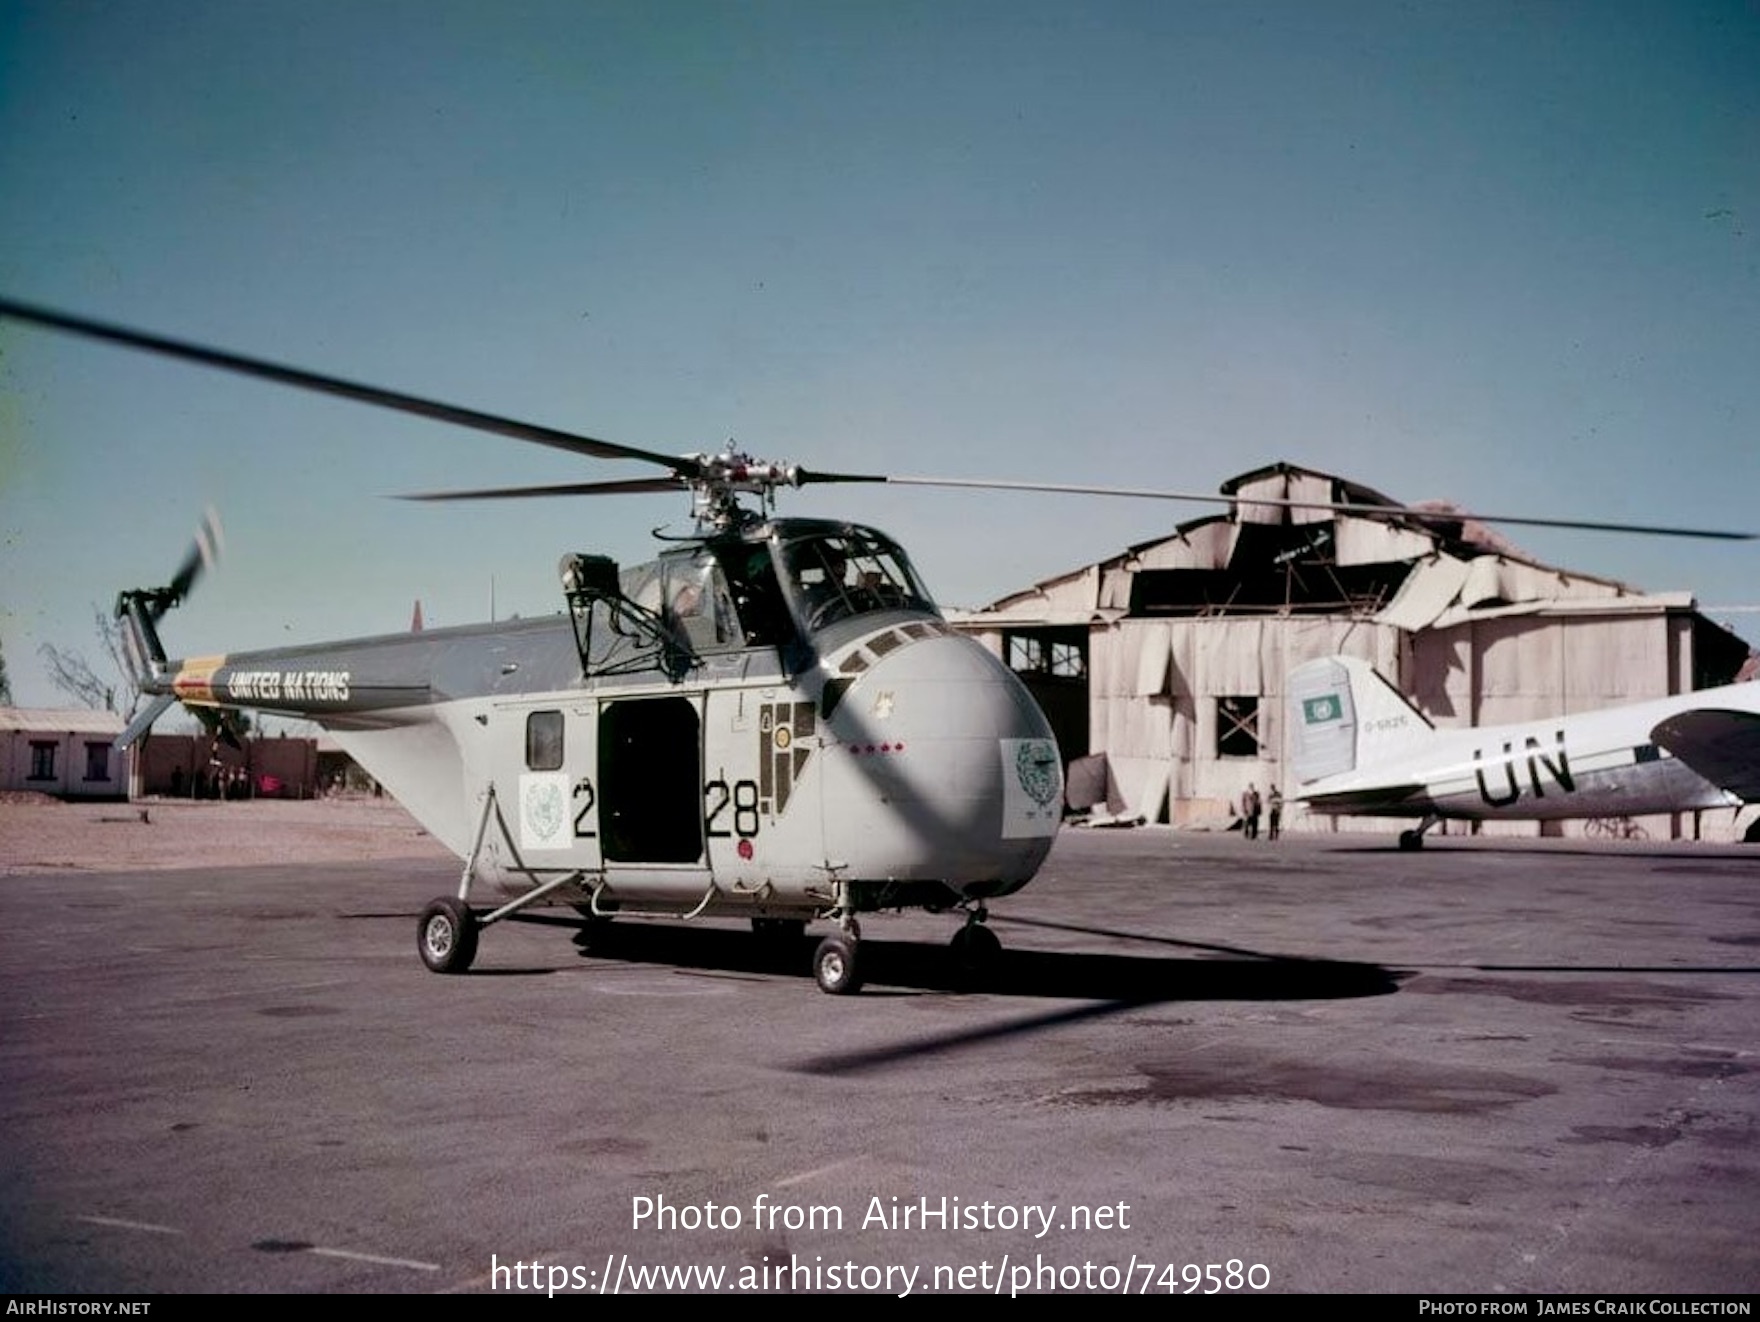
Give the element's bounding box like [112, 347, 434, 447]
[779, 528, 937, 634]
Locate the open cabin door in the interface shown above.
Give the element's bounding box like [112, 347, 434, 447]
[596, 695, 712, 895]
[597, 696, 702, 862]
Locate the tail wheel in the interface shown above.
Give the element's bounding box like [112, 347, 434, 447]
[418, 897, 478, 974]
[813, 934, 863, 995]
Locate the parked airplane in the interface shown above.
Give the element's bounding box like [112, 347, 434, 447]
[1285, 655, 1760, 847]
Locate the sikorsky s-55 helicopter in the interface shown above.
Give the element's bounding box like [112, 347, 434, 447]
[3, 297, 1752, 993]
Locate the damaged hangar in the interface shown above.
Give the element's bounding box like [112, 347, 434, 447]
[953, 463, 1752, 840]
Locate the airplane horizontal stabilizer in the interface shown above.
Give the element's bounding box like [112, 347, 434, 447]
[1651, 709, 1760, 803]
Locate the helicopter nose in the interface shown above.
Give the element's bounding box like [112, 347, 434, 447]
[818, 632, 1061, 892]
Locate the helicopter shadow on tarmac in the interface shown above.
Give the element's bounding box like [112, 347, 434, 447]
[503, 909, 1404, 1000]
[487, 910, 1403, 1073]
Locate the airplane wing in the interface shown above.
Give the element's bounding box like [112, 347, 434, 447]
[1650, 709, 1760, 802]
[1296, 783, 1430, 814]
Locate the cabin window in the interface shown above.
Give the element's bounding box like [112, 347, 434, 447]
[84, 742, 109, 782]
[526, 710, 564, 771]
[1216, 696, 1260, 758]
[714, 543, 792, 647]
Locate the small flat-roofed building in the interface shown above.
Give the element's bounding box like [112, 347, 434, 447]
[0, 707, 129, 800]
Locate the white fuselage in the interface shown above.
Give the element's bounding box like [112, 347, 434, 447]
[1303, 681, 1758, 822]
[327, 615, 1061, 915]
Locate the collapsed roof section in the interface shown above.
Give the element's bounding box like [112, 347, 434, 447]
[959, 462, 1650, 633]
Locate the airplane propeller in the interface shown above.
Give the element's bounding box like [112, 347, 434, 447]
[1, 295, 1752, 542]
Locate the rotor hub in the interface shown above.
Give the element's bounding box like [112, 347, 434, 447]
[689, 443, 803, 529]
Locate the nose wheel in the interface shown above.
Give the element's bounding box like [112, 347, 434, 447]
[950, 911, 1001, 981]
[813, 922, 863, 995]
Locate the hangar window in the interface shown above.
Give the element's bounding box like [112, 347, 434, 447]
[84, 742, 109, 782]
[1005, 629, 1088, 678]
[1216, 697, 1260, 758]
[28, 741, 56, 781]
[526, 710, 564, 771]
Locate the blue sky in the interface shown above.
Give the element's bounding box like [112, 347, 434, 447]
[2, 1, 1756, 708]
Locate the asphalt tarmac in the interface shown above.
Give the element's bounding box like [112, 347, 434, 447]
[1, 828, 1755, 1295]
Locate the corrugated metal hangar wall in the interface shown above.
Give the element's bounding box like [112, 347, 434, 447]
[954, 464, 1752, 842]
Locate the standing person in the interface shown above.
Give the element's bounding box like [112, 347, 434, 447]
[1267, 786, 1283, 840]
[1245, 783, 1261, 840]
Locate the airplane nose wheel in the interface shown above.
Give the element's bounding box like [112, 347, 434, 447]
[418, 897, 479, 974]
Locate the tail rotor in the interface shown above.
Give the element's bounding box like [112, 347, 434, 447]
[113, 508, 225, 749]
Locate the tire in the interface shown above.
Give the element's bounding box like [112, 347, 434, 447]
[813, 934, 863, 995]
[418, 897, 478, 974]
[950, 923, 1002, 979]
[1398, 830, 1424, 851]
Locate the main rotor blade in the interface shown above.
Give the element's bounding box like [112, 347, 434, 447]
[0, 296, 696, 475]
[876, 476, 1757, 542]
[397, 477, 685, 501]
[793, 467, 889, 486]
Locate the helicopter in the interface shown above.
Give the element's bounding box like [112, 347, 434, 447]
[3, 295, 1752, 994]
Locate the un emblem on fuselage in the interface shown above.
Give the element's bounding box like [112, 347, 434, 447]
[1015, 739, 1059, 809]
[523, 779, 565, 842]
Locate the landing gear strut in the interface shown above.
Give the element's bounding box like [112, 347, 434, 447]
[417, 784, 589, 974]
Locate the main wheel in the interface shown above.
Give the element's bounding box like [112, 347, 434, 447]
[950, 923, 1002, 979]
[418, 897, 478, 974]
[813, 934, 863, 995]
[1398, 829, 1424, 851]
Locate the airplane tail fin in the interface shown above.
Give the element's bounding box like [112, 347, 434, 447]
[1286, 655, 1435, 785]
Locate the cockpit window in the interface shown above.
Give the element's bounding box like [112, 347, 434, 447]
[662, 555, 742, 652]
[713, 543, 792, 647]
[780, 530, 936, 633]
